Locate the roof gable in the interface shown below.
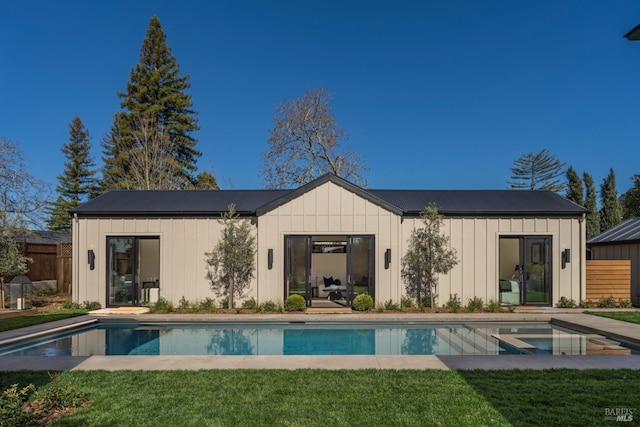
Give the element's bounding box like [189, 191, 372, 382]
[255, 174, 403, 216]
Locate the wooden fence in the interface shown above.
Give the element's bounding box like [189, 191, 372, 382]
[585, 260, 631, 301]
[57, 243, 73, 294]
[20, 241, 72, 293]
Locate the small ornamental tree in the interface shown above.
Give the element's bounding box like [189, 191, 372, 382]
[204, 204, 256, 309]
[401, 206, 458, 308]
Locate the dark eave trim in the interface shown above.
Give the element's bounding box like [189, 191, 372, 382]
[74, 211, 256, 219]
[402, 210, 586, 218]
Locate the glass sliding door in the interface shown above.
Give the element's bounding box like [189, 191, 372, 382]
[524, 237, 551, 305]
[107, 238, 136, 306]
[347, 236, 375, 306]
[107, 236, 160, 307]
[285, 236, 311, 306]
[498, 236, 552, 306]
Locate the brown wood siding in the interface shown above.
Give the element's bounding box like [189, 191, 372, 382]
[586, 260, 631, 301]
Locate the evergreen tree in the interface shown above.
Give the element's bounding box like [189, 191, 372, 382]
[583, 172, 600, 240]
[507, 149, 565, 192]
[622, 175, 640, 219]
[100, 114, 126, 192]
[599, 168, 623, 232]
[565, 166, 584, 206]
[101, 15, 202, 191]
[194, 171, 220, 189]
[47, 117, 96, 231]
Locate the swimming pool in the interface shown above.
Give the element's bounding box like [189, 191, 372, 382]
[1, 321, 633, 357]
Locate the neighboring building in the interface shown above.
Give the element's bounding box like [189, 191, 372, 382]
[71, 174, 588, 308]
[588, 217, 640, 305]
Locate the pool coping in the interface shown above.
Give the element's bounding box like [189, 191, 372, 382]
[1, 312, 640, 371]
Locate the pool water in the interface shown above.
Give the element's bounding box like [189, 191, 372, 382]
[0, 322, 633, 357]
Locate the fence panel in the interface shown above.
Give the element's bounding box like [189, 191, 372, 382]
[23, 243, 57, 282]
[585, 260, 631, 301]
[57, 243, 73, 294]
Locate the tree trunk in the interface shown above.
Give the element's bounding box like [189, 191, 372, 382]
[228, 279, 234, 310]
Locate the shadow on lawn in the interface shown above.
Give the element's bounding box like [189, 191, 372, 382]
[0, 370, 60, 389]
[456, 369, 640, 427]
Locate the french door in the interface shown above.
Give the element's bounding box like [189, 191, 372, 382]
[284, 235, 375, 307]
[346, 236, 375, 304]
[285, 236, 312, 307]
[107, 236, 160, 307]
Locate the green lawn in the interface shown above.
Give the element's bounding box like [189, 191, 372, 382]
[0, 310, 87, 332]
[1, 369, 638, 426]
[586, 311, 640, 325]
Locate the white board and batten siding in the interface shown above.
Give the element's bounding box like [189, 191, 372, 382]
[258, 181, 400, 303]
[400, 216, 585, 306]
[73, 180, 585, 307]
[72, 216, 255, 304]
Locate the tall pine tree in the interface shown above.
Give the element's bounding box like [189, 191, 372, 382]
[101, 15, 201, 191]
[565, 166, 584, 206]
[622, 175, 640, 219]
[583, 172, 600, 240]
[47, 117, 96, 232]
[599, 168, 623, 232]
[507, 149, 565, 192]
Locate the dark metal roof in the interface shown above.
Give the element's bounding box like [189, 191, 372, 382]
[588, 217, 640, 245]
[72, 174, 588, 218]
[624, 23, 640, 40]
[368, 189, 588, 216]
[71, 190, 289, 216]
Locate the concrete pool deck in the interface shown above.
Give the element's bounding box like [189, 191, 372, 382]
[1, 310, 639, 371]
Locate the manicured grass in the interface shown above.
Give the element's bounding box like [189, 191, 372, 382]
[1, 369, 638, 426]
[586, 311, 640, 325]
[0, 310, 87, 332]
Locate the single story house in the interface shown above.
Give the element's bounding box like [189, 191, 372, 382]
[588, 217, 640, 305]
[71, 174, 588, 308]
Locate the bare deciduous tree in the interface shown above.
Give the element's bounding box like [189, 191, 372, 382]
[0, 137, 49, 304]
[261, 87, 366, 189]
[123, 113, 182, 190]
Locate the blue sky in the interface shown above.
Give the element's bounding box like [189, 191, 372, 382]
[1, 1, 639, 194]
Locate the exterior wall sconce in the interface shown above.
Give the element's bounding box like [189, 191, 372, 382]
[561, 248, 571, 269]
[88, 250, 95, 270]
[384, 248, 391, 270]
[267, 249, 273, 270]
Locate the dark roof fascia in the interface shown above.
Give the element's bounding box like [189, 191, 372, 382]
[74, 211, 257, 219]
[255, 174, 403, 216]
[588, 240, 640, 247]
[401, 211, 586, 218]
